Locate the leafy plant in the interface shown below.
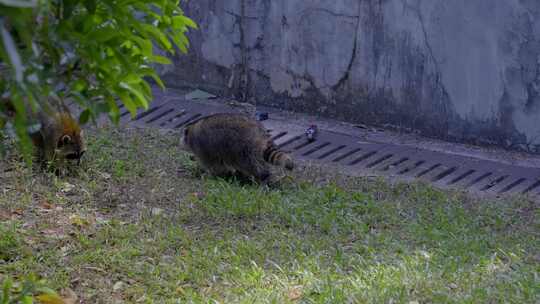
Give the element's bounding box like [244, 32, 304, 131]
[0, 224, 23, 262]
[0, 0, 196, 159]
[1, 275, 65, 304]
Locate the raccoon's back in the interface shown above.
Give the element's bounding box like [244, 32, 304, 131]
[185, 113, 268, 155]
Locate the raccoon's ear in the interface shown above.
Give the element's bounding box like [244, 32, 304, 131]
[58, 134, 72, 147]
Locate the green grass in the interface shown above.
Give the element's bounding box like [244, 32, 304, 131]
[0, 127, 538, 303]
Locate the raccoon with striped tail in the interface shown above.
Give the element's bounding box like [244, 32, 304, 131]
[181, 113, 294, 183]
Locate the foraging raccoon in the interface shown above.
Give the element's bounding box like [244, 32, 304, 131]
[33, 109, 86, 167]
[1, 98, 85, 168]
[181, 113, 294, 182]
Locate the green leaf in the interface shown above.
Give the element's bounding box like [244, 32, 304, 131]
[79, 108, 91, 124]
[35, 286, 58, 296]
[139, 80, 152, 99]
[172, 15, 197, 29]
[117, 90, 137, 118]
[119, 82, 148, 109]
[84, 0, 97, 13]
[171, 31, 189, 53]
[86, 27, 119, 43]
[2, 278, 13, 304]
[21, 295, 33, 304]
[140, 66, 165, 89]
[130, 36, 153, 57]
[72, 79, 87, 92]
[123, 73, 142, 84]
[62, 0, 78, 19]
[0, 20, 24, 83]
[150, 55, 171, 64]
[142, 24, 172, 51]
[105, 96, 120, 124]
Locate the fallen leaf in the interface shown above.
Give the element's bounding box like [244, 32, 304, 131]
[70, 214, 89, 228]
[419, 250, 431, 259]
[36, 293, 65, 304]
[288, 285, 303, 301]
[95, 216, 109, 225]
[60, 246, 70, 256]
[113, 281, 125, 292]
[41, 228, 67, 239]
[61, 182, 75, 193]
[25, 237, 37, 245]
[39, 201, 54, 210]
[175, 286, 185, 296]
[61, 288, 78, 304]
[0, 209, 11, 220]
[100, 172, 112, 180]
[82, 266, 107, 273]
[151, 207, 164, 216]
[191, 192, 205, 199]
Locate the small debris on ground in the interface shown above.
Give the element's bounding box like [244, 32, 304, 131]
[151, 207, 164, 216]
[113, 281, 125, 292]
[185, 89, 216, 100]
[305, 125, 318, 142]
[227, 100, 251, 108]
[227, 99, 256, 115]
[354, 123, 378, 132]
[61, 182, 75, 193]
[354, 123, 368, 129]
[255, 111, 268, 121]
[288, 285, 303, 301]
[191, 192, 205, 200]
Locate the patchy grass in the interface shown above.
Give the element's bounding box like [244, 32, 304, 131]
[0, 127, 538, 303]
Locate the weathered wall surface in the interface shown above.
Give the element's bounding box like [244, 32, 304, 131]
[162, 0, 540, 153]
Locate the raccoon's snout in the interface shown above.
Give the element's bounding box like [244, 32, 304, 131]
[66, 153, 79, 160]
[66, 150, 85, 165]
[259, 171, 270, 182]
[284, 159, 294, 171]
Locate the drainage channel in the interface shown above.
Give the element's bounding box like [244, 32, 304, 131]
[119, 96, 540, 198]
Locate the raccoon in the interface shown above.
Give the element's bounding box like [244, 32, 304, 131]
[2, 97, 85, 169]
[181, 113, 294, 183]
[32, 109, 86, 167]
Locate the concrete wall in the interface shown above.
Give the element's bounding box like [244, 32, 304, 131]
[162, 0, 540, 153]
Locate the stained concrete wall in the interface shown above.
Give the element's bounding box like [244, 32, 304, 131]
[161, 0, 540, 153]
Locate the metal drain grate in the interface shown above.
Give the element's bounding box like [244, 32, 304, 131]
[120, 96, 540, 198]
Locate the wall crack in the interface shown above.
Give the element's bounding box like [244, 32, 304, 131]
[331, 9, 361, 91]
[403, 0, 452, 121]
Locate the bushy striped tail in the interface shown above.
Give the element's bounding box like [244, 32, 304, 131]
[264, 144, 294, 170]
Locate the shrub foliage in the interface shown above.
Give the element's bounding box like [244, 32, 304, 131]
[0, 0, 196, 157]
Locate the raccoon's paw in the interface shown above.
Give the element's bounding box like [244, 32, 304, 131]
[258, 171, 289, 189]
[258, 171, 271, 183]
[191, 165, 206, 178]
[265, 173, 295, 189]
